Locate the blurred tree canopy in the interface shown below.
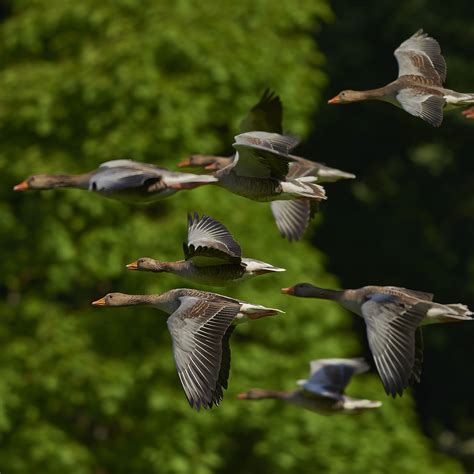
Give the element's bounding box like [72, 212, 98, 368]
[0, 0, 468, 473]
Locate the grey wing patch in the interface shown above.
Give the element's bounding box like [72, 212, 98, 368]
[232, 132, 298, 180]
[99, 159, 166, 172]
[89, 166, 162, 192]
[239, 89, 283, 134]
[234, 131, 298, 155]
[270, 200, 311, 241]
[302, 358, 369, 397]
[386, 287, 434, 302]
[396, 89, 445, 127]
[184, 213, 242, 265]
[362, 297, 429, 397]
[394, 29, 446, 85]
[167, 298, 239, 410]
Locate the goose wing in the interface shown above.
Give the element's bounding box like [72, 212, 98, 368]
[229, 132, 298, 180]
[361, 294, 429, 397]
[99, 159, 166, 172]
[396, 89, 445, 127]
[89, 165, 163, 192]
[299, 358, 369, 399]
[270, 200, 313, 241]
[184, 213, 242, 266]
[239, 89, 283, 134]
[394, 29, 446, 85]
[167, 297, 240, 410]
[385, 286, 434, 301]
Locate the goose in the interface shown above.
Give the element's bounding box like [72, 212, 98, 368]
[92, 289, 283, 410]
[328, 29, 474, 127]
[13, 159, 217, 203]
[180, 153, 355, 184]
[127, 213, 285, 286]
[210, 131, 327, 241]
[179, 90, 354, 241]
[281, 283, 473, 397]
[238, 358, 381, 414]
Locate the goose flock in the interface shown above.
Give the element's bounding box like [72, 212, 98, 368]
[14, 30, 473, 413]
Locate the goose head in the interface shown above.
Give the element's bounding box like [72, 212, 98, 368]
[281, 283, 320, 297]
[13, 174, 60, 191]
[92, 292, 139, 307]
[126, 257, 167, 273]
[328, 90, 366, 104]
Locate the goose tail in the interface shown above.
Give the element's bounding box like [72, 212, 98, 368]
[280, 178, 326, 201]
[242, 258, 286, 275]
[445, 303, 473, 320]
[343, 397, 382, 411]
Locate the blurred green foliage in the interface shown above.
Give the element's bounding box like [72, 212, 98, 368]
[0, 0, 466, 473]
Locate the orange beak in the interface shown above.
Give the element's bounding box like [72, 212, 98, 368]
[328, 95, 341, 104]
[126, 261, 138, 270]
[13, 180, 29, 191]
[280, 287, 295, 295]
[462, 108, 474, 119]
[92, 297, 106, 306]
[177, 159, 191, 168]
[237, 392, 248, 400]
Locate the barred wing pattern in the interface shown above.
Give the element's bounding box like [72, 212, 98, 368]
[184, 213, 242, 265]
[362, 295, 429, 397]
[167, 297, 240, 410]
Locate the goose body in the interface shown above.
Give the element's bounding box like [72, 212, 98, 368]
[92, 289, 283, 410]
[238, 358, 381, 414]
[281, 283, 473, 397]
[329, 29, 474, 127]
[13, 159, 217, 203]
[127, 213, 285, 286]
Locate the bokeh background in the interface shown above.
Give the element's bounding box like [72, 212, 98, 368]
[1, 0, 473, 472]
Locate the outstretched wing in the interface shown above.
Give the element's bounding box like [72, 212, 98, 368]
[396, 89, 445, 127]
[239, 89, 283, 134]
[394, 29, 446, 85]
[300, 358, 369, 398]
[270, 200, 312, 241]
[167, 297, 240, 410]
[184, 213, 242, 266]
[361, 294, 429, 397]
[231, 132, 298, 180]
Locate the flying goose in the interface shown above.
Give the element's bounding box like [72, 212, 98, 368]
[328, 29, 474, 127]
[127, 213, 285, 286]
[238, 358, 381, 414]
[13, 159, 217, 202]
[281, 283, 473, 397]
[179, 90, 354, 241]
[92, 289, 283, 410]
